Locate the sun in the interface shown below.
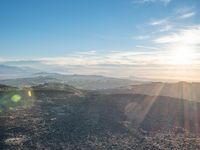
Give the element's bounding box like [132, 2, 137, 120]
[169, 45, 196, 65]
[171, 49, 193, 64]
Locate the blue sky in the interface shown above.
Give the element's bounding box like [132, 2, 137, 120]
[1, 0, 200, 80]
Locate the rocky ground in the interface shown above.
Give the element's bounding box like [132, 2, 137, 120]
[1, 90, 200, 149]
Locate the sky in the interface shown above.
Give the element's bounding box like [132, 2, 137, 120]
[1, 0, 200, 80]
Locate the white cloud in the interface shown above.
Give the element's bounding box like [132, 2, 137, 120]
[149, 18, 173, 33]
[37, 46, 200, 68]
[149, 18, 168, 26]
[0, 58, 5, 62]
[76, 50, 97, 55]
[135, 45, 160, 50]
[2, 49, 200, 80]
[175, 6, 197, 19]
[132, 35, 151, 40]
[154, 26, 200, 44]
[134, 0, 171, 5]
[159, 24, 172, 32]
[154, 33, 180, 43]
[40, 51, 159, 66]
[175, 6, 195, 14]
[148, 6, 197, 33]
[179, 11, 196, 19]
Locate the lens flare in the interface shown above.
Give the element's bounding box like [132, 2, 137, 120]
[28, 90, 32, 97]
[11, 95, 21, 103]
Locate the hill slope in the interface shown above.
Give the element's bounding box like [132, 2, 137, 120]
[101, 82, 200, 101]
[1, 88, 200, 149]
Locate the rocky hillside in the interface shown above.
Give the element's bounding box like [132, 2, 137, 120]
[0, 84, 17, 91]
[1, 86, 200, 149]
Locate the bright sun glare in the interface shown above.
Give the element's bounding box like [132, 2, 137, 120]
[170, 45, 196, 65]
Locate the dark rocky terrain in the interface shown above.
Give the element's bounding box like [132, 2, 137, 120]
[1, 83, 200, 149]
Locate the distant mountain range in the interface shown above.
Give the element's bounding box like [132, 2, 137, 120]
[0, 65, 145, 89]
[0, 71, 142, 90]
[0, 65, 39, 79]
